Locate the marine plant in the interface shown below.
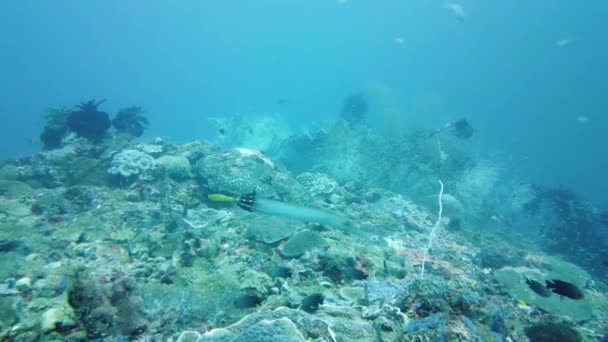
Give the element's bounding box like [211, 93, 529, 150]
[112, 106, 149, 138]
[66, 99, 111, 141]
[40, 107, 71, 150]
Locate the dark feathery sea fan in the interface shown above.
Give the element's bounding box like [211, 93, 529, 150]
[66, 99, 111, 141]
[40, 107, 71, 150]
[450, 119, 474, 139]
[112, 106, 149, 138]
[340, 93, 368, 124]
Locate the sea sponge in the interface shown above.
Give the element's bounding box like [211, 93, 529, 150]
[108, 149, 155, 177]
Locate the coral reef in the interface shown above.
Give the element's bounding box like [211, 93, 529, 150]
[1, 132, 607, 341]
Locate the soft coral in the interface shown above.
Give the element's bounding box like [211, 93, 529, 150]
[67, 99, 111, 141]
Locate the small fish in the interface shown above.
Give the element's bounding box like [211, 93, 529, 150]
[300, 293, 324, 313]
[76, 232, 88, 244]
[546, 279, 584, 300]
[443, 2, 465, 22]
[270, 265, 292, 278]
[394, 37, 405, 45]
[526, 277, 552, 297]
[218, 128, 225, 135]
[576, 115, 589, 124]
[234, 294, 263, 309]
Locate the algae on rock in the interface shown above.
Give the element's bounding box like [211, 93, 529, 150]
[280, 230, 329, 258]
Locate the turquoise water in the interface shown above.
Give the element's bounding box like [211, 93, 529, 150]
[1, 1, 607, 203]
[0, 1, 607, 340]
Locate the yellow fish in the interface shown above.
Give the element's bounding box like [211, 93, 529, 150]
[208, 193, 237, 202]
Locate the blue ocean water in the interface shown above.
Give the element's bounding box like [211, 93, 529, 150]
[1, 1, 606, 204]
[1, 1, 607, 340]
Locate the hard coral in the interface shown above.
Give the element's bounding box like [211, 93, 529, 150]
[67, 99, 111, 141]
[107, 149, 155, 177]
[68, 272, 146, 339]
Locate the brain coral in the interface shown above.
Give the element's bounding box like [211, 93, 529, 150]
[196, 147, 301, 198]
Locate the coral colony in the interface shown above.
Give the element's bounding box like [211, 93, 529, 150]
[0, 97, 605, 341]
